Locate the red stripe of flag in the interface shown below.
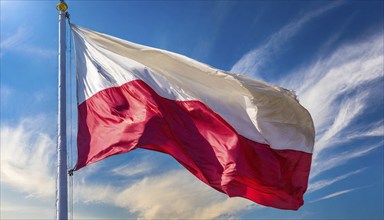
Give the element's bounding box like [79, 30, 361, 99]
[77, 79, 311, 210]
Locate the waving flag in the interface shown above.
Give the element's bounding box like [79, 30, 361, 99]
[71, 24, 315, 210]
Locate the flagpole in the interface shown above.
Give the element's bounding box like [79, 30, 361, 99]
[56, 1, 68, 219]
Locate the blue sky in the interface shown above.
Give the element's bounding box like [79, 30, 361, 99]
[1, 0, 383, 219]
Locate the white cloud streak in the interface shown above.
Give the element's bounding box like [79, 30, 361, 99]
[311, 88, 367, 153]
[111, 157, 155, 177]
[310, 184, 373, 203]
[72, 162, 254, 219]
[307, 168, 366, 193]
[310, 188, 357, 203]
[231, 1, 344, 78]
[0, 27, 29, 49]
[0, 117, 56, 198]
[1, 202, 54, 219]
[114, 170, 253, 219]
[346, 120, 384, 140]
[292, 35, 383, 134]
[0, 26, 55, 58]
[0, 84, 12, 106]
[73, 181, 117, 204]
[287, 33, 384, 179]
[310, 142, 383, 179]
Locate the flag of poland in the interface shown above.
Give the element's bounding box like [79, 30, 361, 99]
[71, 24, 315, 210]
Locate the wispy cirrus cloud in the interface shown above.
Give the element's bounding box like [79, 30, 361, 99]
[114, 169, 254, 219]
[284, 32, 384, 179]
[231, 1, 344, 78]
[22, 44, 56, 58]
[310, 142, 383, 179]
[0, 117, 56, 198]
[290, 34, 383, 135]
[346, 120, 384, 139]
[309, 87, 368, 154]
[73, 163, 254, 219]
[310, 188, 357, 203]
[73, 181, 117, 204]
[0, 84, 12, 106]
[0, 26, 55, 58]
[0, 27, 29, 49]
[307, 168, 366, 193]
[0, 202, 54, 219]
[110, 156, 155, 177]
[0, 117, 59, 218]
[310, 185, 373, 203]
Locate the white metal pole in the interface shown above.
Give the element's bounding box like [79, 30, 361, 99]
[57, 1, 68, 219]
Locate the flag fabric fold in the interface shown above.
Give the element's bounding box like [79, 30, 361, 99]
[71, 24, 315, 210]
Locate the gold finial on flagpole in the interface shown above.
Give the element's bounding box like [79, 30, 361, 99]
[56, 1, 68, 12]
